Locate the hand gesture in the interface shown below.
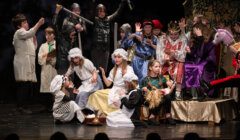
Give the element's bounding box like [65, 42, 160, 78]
[185, 46, 191, 53]
[99, 67, 105, 76]
[118, 88, 126, 97]
[91, 76, 97, 83]
[135, 22, 142, 32]
[142, 87, 148, 92]
[73, 88, 79, 94]
[38, 18, 45, 26]
[164, 48, 171, 55]
[145, 38, 152, 46]
[55, 4, 62, 14]
[193, 27, 202, 36]
[75, 23, 83, 32]
[42, 53, 48, 58]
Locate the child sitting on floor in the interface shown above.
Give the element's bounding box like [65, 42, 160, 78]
[140, 60, 176, 125]
[50, 75, 85, 124]
[107, 72, 145, 127]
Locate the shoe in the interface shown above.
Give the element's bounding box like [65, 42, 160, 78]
[197, 95, 206, 102]
[166, 118, 176, 125]
[199, 78, 211, 91]
[175, 96, 182, 101]
[18, 107, 32, 114]
[82, 108, 94, 115]
[148, 119, 160, 126]
[132, 120, 148, 127]
[54, 119, 63, 124]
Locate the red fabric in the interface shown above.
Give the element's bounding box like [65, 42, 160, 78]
[210, 74, 240, 86]
[232, 58, 237, 69]
[143, 20, 153, 27]
[152, 19, 163, 30]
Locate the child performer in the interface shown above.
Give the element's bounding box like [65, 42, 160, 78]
[65, 48, 103, 109]
[128, 21, 158, 83]
[140, 60, 176, 125]
[118, 23, 134, 64]
[50, 75, 85, 123]
[91, 0, 128, 71]
[87, 48, 135, 114]
[107, 72, 144, 127]
[156, 21, 188, 100]
[38, 27, 57, 111]
[12, 14, 44, 114]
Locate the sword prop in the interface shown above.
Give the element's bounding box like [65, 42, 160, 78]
[114, 22, 118, 50]
[78, 19, 82, 50]
[56, 4, 93, 25]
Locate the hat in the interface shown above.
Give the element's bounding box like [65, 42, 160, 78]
[143, 20, 153, 27]
[120, 23, 132, 33]
[123, 72, 138, 82]
[50, 75, 68, 93]
[111, 48, 128, 60]
[68, 48, 83, 61]
[152, 19, 163, 30]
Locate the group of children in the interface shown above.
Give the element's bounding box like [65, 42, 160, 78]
[11, 11, 177, 126]
[50, 48, 176, 126]
[11, 0, 240, 127]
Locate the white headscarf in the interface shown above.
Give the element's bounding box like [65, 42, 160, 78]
[123, 72, 138, 82]
[68, 48, 83, 61]
[111, 48, 128, 61]
[50, 75, 67, 93]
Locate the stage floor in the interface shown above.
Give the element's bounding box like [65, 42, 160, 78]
[0, 103, 238, 140]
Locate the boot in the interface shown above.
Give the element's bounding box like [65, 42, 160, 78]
[199, 78, 211, 91]
[165, 117, 176, 125]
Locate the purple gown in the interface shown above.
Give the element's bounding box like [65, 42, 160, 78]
[184, 36, 216, 96]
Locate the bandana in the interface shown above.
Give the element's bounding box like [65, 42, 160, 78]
[50, 75, 68, 93]
[111, 48, 128, 61]
[68, 48, 83, 61]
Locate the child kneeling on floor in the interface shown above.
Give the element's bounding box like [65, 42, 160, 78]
[107, 72, 145, 127]
[50, 75, 85, 124]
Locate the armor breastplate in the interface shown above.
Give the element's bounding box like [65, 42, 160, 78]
[94, 19, 110, 45]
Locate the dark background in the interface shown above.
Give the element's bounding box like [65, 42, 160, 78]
[0, 0, 185, 103]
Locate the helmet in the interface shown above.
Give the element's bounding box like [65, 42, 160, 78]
[96, 4, 106, 13]
[71, 3, 80, 10]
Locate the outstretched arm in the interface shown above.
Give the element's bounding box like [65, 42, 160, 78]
[99, 67, 112, 87]
[107, 0, 127, 21]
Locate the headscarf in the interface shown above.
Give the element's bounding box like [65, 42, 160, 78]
[68, 47, 83, 61]
[120, 23, 132, 33]
[50, 75, 67, 93]
[111, 48, 128, 61]
[123, 72, 138, 82]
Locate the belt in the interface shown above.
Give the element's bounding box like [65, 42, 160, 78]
[135, 53, 152, 60]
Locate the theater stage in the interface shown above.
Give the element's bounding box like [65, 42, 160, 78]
[171, 98, 236, 124]
[0, 99, 238, 140]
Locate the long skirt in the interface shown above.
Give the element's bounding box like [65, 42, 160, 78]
[87, 89, 119, 115]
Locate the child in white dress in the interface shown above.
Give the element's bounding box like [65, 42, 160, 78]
[87, 48, 135, 115]
[65, 48, 103, 109]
